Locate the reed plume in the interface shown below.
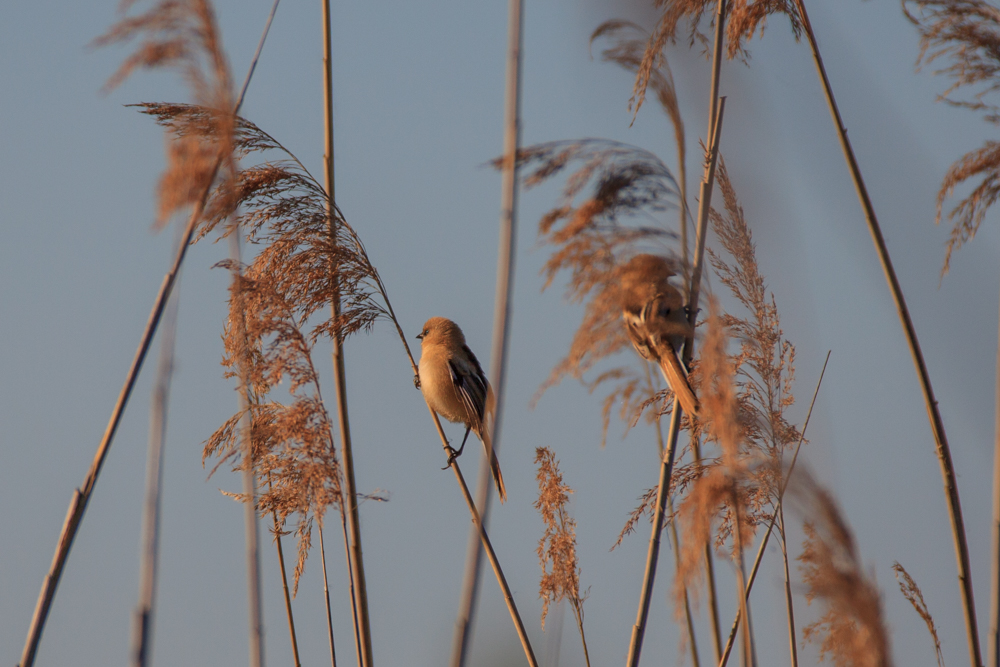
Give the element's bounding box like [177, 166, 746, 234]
[905, 0, 1000, 274]
[794, 470, 892, 667]
[625, 0, 803, 118]
[534, 447, 591, 667]
[893, 562, 946, 667]
[95, 0, 239, 230]
[514, 140, 685, 435]
[19, 3, 251, 664]
[672, 303, 758, 667]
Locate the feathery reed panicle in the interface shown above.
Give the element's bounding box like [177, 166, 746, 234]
[672, 303, 758, 667]
[705, 157, 799, 522]
[893, 562, 946, 667]
[182, 106, 416, 597]
[534, 448, 591, 667]
[591, 20, 693, 262]
[627, 0, 802, 118]
[19, 4, 251, 665]
[793, 471, 892, 667]
[514, 140, 681, 416]
[904, 0, 1000, 273]
[204, 269, 343, 594]
[672, 305, 757, 606]
[95, 0, 238, 230]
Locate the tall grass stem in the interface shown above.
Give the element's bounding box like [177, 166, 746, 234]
[18, 5, 280, 662]
[625, 92, 726, 667]
[319, 524, 339, 667]
[777, 507, 798, 667]
[992, 277, 1000, 667]
[270, 508, 302, 667]
[792, 3, 980, 665]
[230, 230, 265, 667]
[449, 0, 523, 665]
[427, 409, 538, 667]
[320, 0, 374, 664]
[718, 351, 829, 667]
[131, 266, 180, 667]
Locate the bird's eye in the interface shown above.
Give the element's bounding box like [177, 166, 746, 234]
[423, 329, 429, 336]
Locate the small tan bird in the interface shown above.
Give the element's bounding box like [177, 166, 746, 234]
[417, 317, 507, 503]
[619, 254, 700, 417]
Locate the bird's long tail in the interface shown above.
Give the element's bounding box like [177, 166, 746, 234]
[658, 343, 700, 418]
[480, 427, 507, 503]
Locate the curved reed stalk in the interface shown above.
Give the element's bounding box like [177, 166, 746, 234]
[791, 2, 980, 666]
[427, 409, 539, 667]
[18, 3, 279, 664]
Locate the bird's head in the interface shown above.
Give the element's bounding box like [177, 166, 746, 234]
[416, 316, 466, 348]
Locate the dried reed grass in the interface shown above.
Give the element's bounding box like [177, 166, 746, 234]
[792, 470, 892, 667]
[514, 139, 683, 435]
[904, 0, 1000, 274]
[535, 448, 591, 667]
[893, 562, 945, 667]
[20, 2, 261, 663]
[626, 0, 802, 120]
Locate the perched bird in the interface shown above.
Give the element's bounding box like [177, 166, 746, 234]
[619, 254, 700, 417]
[417, 317, 507, 502]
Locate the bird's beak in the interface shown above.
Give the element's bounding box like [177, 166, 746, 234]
[416, 332, 424, 340]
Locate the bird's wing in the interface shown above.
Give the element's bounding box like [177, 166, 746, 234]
[622, 305, 657, 362]
[448, 347, 489, 433]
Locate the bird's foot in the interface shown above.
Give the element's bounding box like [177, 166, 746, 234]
[442, 445, 460, 470]
[413, 373, 421, 389]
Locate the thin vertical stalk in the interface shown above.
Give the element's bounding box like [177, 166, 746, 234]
[427, 409, 538, 667]
[776, 507, 798, 667]
[791, 3, 980, 666]
[625, 91, 726, 667]
[719, 351, 829, 667]
[231, 231, 265, 667]
[449, 0, 523, 664]
[570, 600, 592, 667]
[319, 525, 339, 667]
[18, 5, 280, 662]
[992, 275, 1000, 667]
[271, 509, 302, 667]
[320, 1, 373, 665]
[131, 273, 180, 667]
[731, 503, 755, 667]
[648, 363, 700, 667]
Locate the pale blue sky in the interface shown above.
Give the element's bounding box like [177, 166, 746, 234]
[3, 1, 999, 666]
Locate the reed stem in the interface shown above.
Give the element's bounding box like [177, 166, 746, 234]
[625, 92, 726, 667]
[131, 270, 180, 667]
[320, 0, 373, 664]
[230, 230, 265, 667]
[319, 524, 339, 667]
[776, 507, 798, 667]
[718, 351, 829, 667]
[427, 409, 538, 667]
[791, 3, 980, 665]
[271, 509, 302, 667]
[18, 5, 280, 661]
[648, 363, 700, 667]
[992, 275, 1000, 667]
[449, 0, 523, 664]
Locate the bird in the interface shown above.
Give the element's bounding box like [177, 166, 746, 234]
[416, 316, 507, 503]
[618, 254, 700, 417]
